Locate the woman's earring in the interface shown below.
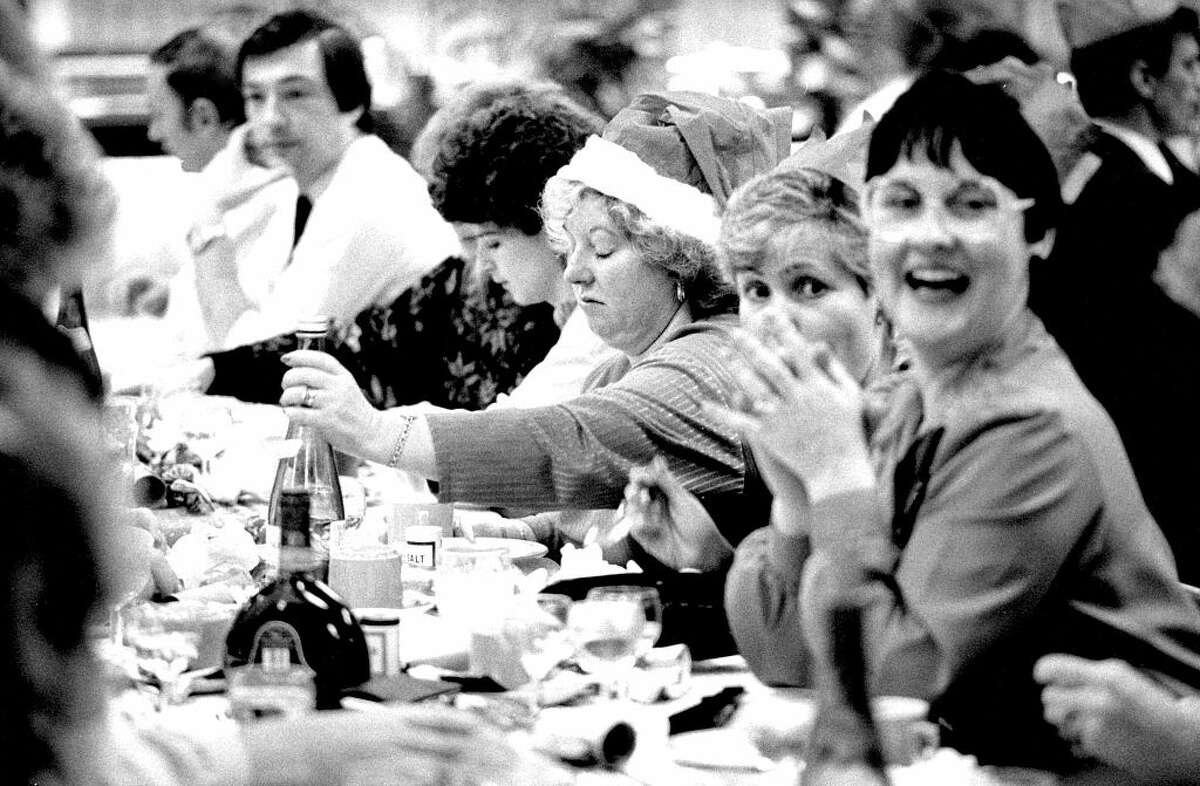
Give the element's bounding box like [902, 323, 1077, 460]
[675, 281, 685, 303]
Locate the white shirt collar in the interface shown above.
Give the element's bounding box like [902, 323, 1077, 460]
[1095, 120, 1173, 185]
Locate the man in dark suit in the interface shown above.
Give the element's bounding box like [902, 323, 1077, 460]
[1033, 1, 1200, 584]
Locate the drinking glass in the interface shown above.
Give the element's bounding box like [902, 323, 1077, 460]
[107, 525, 154, 645]
[436, 545, 513, 623]
[339, 475, 366, 531]
[504, 594, 575, 701]
[586, 586, 663, 656]
[568, 597, 645, 699]
[122, 602, 201, 710]
[102, 395, 141, 479]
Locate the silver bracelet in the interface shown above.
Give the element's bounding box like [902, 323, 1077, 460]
[387, 415, 416, 468]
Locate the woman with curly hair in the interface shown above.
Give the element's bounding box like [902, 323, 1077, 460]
[279, 91, 790, 562]
[422, 88, 618, 408]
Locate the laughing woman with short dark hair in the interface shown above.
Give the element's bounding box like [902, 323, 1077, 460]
[722, 71, 1200, 773]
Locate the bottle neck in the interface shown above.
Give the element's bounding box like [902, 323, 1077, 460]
[297, 333, 327, 352]
[824, 605, 873, 715]
[278, 544, 321, 576]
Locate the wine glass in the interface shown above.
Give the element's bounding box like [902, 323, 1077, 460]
[106, 525, 155, 645]
[586, 586, 663, 657]
[102, 396, 141, 488]
[568, 597, 645, 699]
[123, 602, 201, 710]
[504, 593, 574, 705]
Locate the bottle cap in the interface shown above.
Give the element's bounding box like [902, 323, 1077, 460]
[296, 315, 332, 336]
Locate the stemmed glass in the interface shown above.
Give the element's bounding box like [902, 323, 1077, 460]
[568, 596, 645, 699]
[106, 525, 154, 645]
[102, 395, 141, 487]
[586, 586, 663, 657]
[122, 602, 201, 710]
[501, 593, 575, 708]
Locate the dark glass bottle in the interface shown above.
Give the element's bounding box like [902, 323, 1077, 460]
[225, 490, 369, 710]
[801, 600, 892, 785]
[268, 316, 344, 580]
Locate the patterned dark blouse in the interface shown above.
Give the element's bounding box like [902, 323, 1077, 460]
[207, 255, 561, 411]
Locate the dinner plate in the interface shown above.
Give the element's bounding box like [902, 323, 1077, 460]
[353, 600, 435, 621]
[670, 728, 774, 773]
[441, 536, 549, 565]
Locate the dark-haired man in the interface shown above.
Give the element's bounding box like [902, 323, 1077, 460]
[1033, 1, 1200, 584]
[147, 27, 247, 173]
[147, 26, 292, 352]
[220, 9, 456, 349]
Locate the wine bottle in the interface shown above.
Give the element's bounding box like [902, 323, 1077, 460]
[268, 315, 344, 581]
[225, 489, 369, 711]
[801, 599, 892, 785]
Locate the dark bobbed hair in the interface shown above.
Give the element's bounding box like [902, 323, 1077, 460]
[151, 27, 245, 126]
[928, 26, 1040, 73]
[542, 180, 737, 319]
[429, 90, 603, 235]
[236, 9, 373, 134]
[409, 78, 564, 180]
[719, 166, 870, 295]
[865, 70, 1062, 245]
[1071, 8, 1200, 119]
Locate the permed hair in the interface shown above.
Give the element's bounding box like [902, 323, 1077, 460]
[428, 91, 603, 235]
[237, 9, 374, 133]
[410, 78, 564, 180]
[719, 166, 870, 295]
[865, 70, 1062, 246]
[1070, 8, 1200, 120]
[0, 64, 114, 295]
[541, 178, 737, 319]
[150, 27, 244, 126]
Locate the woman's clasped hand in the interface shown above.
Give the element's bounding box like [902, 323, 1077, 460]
[1035, 654, 1200, 782]
[707, 312, 874, 505]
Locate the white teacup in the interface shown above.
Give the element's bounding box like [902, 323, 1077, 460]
[872, 695, 939, 766]
[736, 689, 939, 767]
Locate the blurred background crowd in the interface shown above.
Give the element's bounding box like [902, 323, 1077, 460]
[19, 0, 1085, 333]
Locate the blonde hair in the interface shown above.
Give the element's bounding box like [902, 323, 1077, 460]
[541, 175, 735, 317]
[718, 166, 870, 294]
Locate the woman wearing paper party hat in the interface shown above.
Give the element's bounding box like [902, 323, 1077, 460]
[279, 92, 790, 570]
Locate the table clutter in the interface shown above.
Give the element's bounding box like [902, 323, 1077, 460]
[92, 391, 1113, 786]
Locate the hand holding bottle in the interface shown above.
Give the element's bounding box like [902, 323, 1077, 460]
[279, 349, 383, 458]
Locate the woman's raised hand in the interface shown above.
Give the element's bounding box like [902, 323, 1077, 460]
[280, 350, 385, 459]
[1035, 653, 1200, 781]
[623, 455, 732, 572]
[705, 311, 873, 504]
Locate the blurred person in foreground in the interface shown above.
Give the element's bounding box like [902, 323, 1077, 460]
[1032, 0, 1200, 584]
[716, 72, 1200, 772]
[277, 91, 789, 567]
[0, 8, 566, 784]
